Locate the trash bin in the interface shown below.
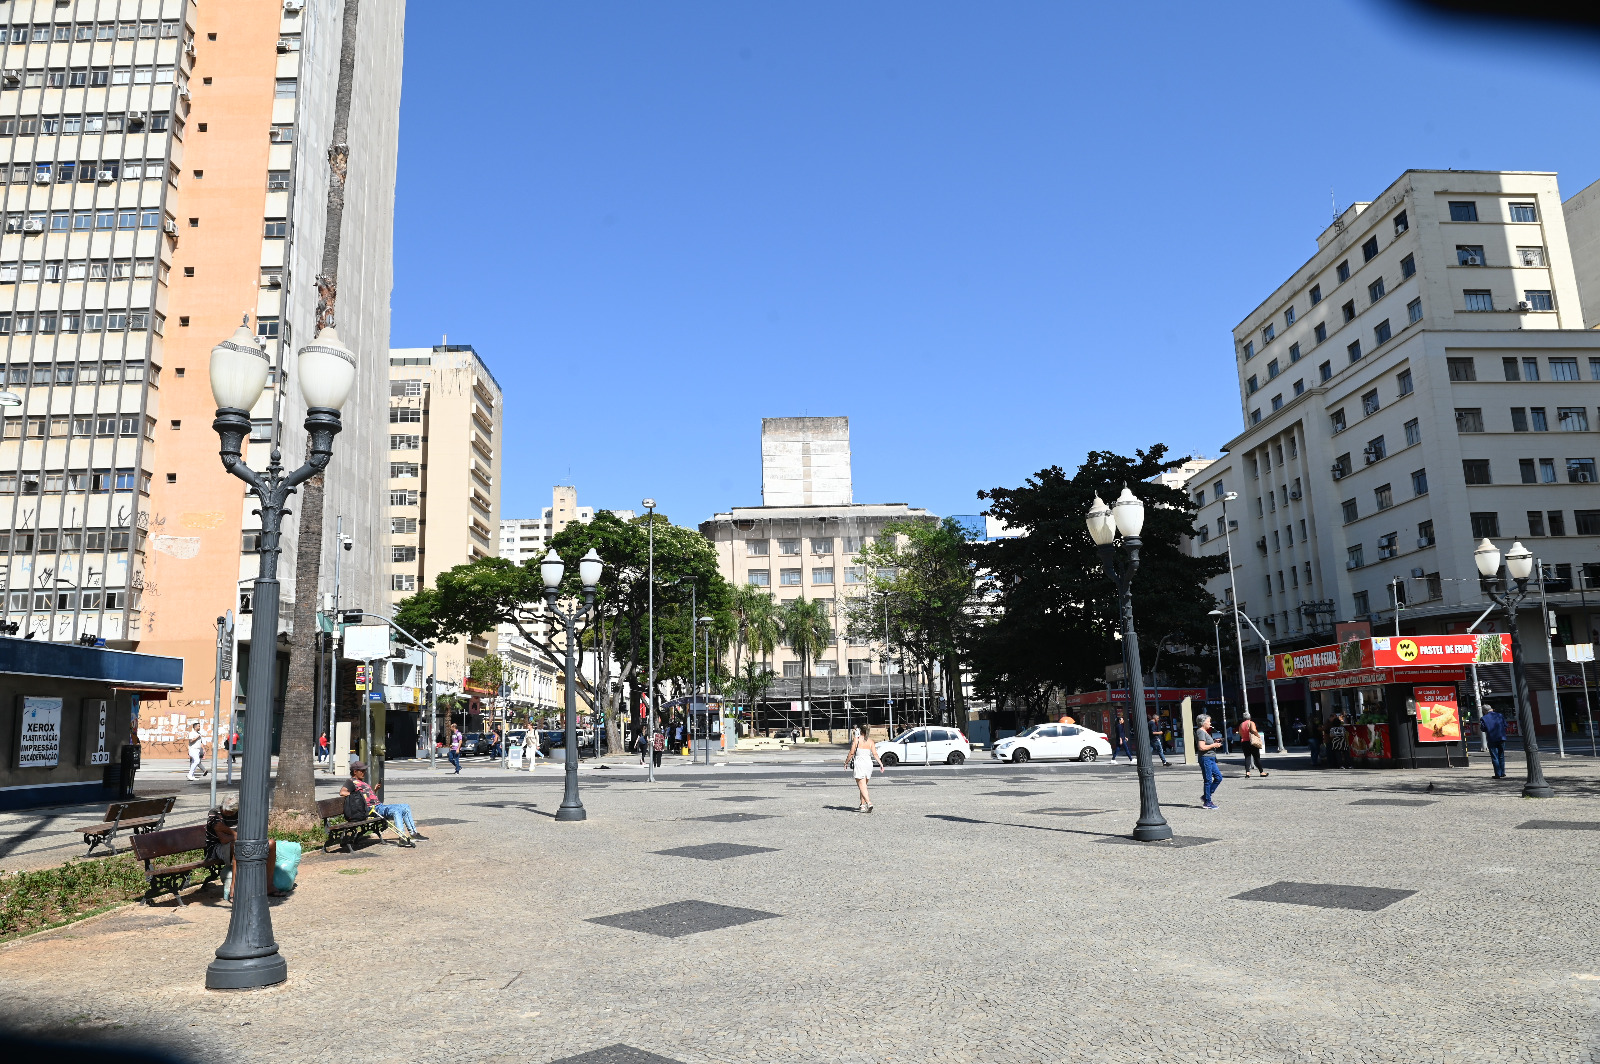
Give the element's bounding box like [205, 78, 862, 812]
[119, 742, 139, 798]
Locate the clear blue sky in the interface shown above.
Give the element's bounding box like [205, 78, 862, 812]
[390, 1, 1600, 528]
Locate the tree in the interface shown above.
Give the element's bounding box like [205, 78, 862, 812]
[777, 597, 833, 737]
[965, 445, 1226, 722]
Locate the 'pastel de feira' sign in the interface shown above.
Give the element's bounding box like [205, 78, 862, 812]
[19, 696, 64, 768]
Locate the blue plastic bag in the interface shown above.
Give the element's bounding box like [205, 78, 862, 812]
[272, 840, 303, 892]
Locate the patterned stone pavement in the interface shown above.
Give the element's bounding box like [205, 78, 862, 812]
[2, 752, 1598, 1063]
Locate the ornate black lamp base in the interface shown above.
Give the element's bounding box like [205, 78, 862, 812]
[1132, 820, 1175, 842]
[205, 953, 288, 990]
[555, 805, 587, 822]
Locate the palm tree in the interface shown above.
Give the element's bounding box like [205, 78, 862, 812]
[778, 597, 833, 737]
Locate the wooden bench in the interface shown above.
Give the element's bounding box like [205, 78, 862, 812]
[316, 795, 389, 852]
[129, 823, 223, 906]
[80, 795, 177, 857]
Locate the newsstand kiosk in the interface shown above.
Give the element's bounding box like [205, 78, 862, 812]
[1268, 633, 1513, 769]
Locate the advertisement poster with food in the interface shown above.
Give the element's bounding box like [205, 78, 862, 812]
[1347, 723, 1391, 761]
[1414, 685, 1462, 743]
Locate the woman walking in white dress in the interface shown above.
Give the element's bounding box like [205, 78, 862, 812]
[845, 724, 884, 812]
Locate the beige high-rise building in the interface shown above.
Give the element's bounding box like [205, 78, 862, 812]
[387, 343, 501, 688]
[499, 485, 636, 563]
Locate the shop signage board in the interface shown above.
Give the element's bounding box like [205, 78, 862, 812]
[1271, 635, 1514, 680]
[1308, 667, 1464, 692]
[19, 696, 63, 768]
[1414, 685, 1461, 743]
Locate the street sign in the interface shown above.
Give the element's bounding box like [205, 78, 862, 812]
[220, 609, 235, 679]
[1570, 644, 1596, 663]
[340, 609, 365, 625]
[344, 623, 391, 660]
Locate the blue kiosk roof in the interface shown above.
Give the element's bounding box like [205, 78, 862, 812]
[0, 638, 183, 689]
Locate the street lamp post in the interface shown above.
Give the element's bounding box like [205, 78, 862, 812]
[643, 499, 657, 783]
[542, 547, 605, 820]
[1220, 606, 1287, 755]
[1473, 538, 1553, 799]
[205, 323, 356, 990]
[1087, 487, 1173, 842]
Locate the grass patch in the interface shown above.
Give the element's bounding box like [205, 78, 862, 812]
[269, 824, 327, 848]
[0, 856, 147, 941]
[336, 868, 368, 876]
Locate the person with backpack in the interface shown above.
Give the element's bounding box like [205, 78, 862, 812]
[652, 727, 666, 767]
[341, 762, 424, 846]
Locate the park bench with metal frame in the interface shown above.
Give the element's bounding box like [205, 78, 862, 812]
[79, 795, 177, 857]
[129, 823, 224, 906]
[316, 795, 389, 852]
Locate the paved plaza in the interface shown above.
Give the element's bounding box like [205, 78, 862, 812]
[2, 750, 1598, 1063]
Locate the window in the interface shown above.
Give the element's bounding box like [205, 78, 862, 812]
[1333, 454, 1352, 481]
[1400, 253, 1416, 278]
[1412, 468, 1428, 495]
[1362, 236, 1379, 262]
[390, 379, 423, 397]
[392, 546, 417, 563]
[1576, 511, 1600, 536]
[747, 569, 770, 587]
[270, 124, 293, 143]
[1540, 458, 1558, 483]
[1284, 307, 1296, 326]
[1267, 359, 1279, 379]
[1373, 319, 1391, 346]
[1247, 375, 1259, 394]
[1348, 546, 1365, 569]
[1464, 290, 1494, 311]
[1347, 340, 1362, 363]
[1262, 323, 1275, 344]
[1517, 246, 1546, 267]
[389, 407, 422, 423]
[1462, 459, 1492, 484]
[1510, 202, 1537, 222]
[391, 517, 417, 534]
[1518, 289, 1554, 312]
[1402, 297, 1420, 325]
[1288, 341, 1301, 363]
[1319, 360, 1332, 383]
[1503, 357, 1524, 382]
[1271, 394, 1283, 411]
[274, 78, 297, 98]
[812, 567, 834, 585]
[389, 462, 419, 478]
[844, 565, 867, 584]
[255, 317, 279, 339]
[1523, 358, 1540, 381]
[1293, 379, 1305, 396]
[1250, 409, 1261, 424]
[810, 538, 833, 554]
[1470, 512, 1500, 538]
[1378, 532, 1399, 560]
[1394, 210, 1409, 234]
[1456, 245, 1485, 266]
[745, 539, 769, 556]
[263, 219, 288, 238]
[1550, 358, 1580, 381]
[1337, 260, 1351, 283]
[1374, 483, 1393, 510]
[1242, 340, 1254, 360]
[1455, 408, 1484, 433]
[1342, 300, 1356, 323]
[1368, 278, 1385, 303]
[1531, 408, 1549, 432]
[1447, 357, 1476, 382]
[389, 489, 419, 506]
[1558, 407, 1590, 432]
[1310, 284, 1322, 305]
[1511, 407, 1531, 433]
[1591, 358, 1600, 381]
[390, 434, 421, 449]
[1366, 435, 1387, 462]
[1397, 369, 1413, 396]
[1568, 458, 1597, 483]
[1520, 458, 1538, 483]
[1351, 590, 1370, 617]
[391, 575, 415, 592]
[778, 538, 800, 555]
[1549, 511, 1566, 537]
[1314, 322, 1328, 344]
[1527, 511, 1546, 537]
[1342, 499, 1359, 523]
[1449, 202, 1479, 222]
[1360, 390, 1379, 417]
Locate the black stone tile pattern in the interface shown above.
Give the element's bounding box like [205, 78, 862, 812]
[587, 900, 780, 939]
[546, 1045, 684, 1064]
[1232, 881, 1417, 911]
[1517, 820, 1600, 831]
[1349, 799, 1437, 807]
[653, 843, 777, 862]
[1095, 834, 1218, 849]
[688, 813, 778, 824]
[708, 795, 774, 802]
[980, 790, 1049, 797]
[1022, 808, 1108, 818]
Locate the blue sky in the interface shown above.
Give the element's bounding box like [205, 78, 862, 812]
[391, 1, 1600, 528]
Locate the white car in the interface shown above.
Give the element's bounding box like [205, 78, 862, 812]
[992, 723, 1112, 763]
[876, 727, 972, 766]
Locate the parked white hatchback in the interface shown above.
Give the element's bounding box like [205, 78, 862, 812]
[877, 727, 972, 766]
[992, 723, 1113, 764]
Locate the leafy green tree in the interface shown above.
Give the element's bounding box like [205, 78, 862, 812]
[966, 445, 1226, 721]
[777, 597, 834, 736]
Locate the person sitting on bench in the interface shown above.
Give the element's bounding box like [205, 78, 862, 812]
[341, 762, 426, 846]
[205, 802, 282, 896]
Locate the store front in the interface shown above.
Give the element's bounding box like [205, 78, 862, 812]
[1269, 634, 1508, 769]
[1060, 688, 1207, 743]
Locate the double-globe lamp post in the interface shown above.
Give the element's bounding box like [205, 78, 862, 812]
[1473, 538, 1553, 799]
[205, 321, 357, 990]
[542, 547, 605, 820]
[1087, 486, 1173, 842]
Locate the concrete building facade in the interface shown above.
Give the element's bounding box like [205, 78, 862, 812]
[387, 344, 502, 688]
[498, 485, 635, 564]
[0, 1, 401, 727]
[1187, 170, 1600, 736]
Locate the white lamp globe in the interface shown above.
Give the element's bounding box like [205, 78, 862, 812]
[1112, 485, 1146, 538]
[1473, 538, 1501, 578]
[210, 323, 271, 410]
[1505, 541, 1534, 581]
[297, 326, 357, 411]
[1085, 494, 1116, 545]
[540, 549, 565, 592]
[578, 548, 604, 588]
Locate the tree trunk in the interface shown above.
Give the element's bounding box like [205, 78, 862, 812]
[273, 0, 363, 817]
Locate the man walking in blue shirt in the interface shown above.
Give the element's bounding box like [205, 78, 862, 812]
[1481, 706, 1507, 779]
[1195, 713, 1224, 809]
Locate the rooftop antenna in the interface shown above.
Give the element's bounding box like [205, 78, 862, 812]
[1331, 188, 1345, 232]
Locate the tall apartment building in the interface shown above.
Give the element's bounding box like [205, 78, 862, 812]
[701, 417, 937, 717]
[387, 344, 502, 687]
[499, 485, 635, 563]
[0, 2, 401, 728]
[1187, 169, 1600, 733]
